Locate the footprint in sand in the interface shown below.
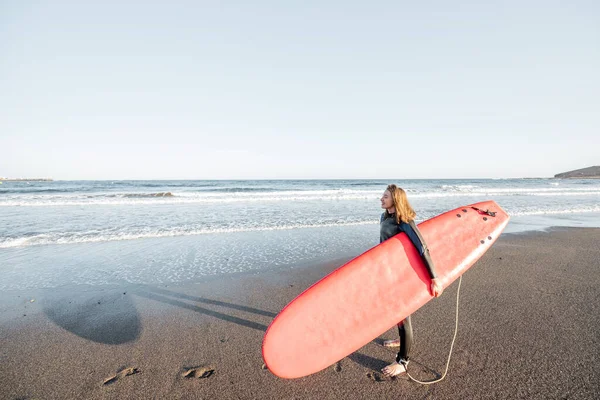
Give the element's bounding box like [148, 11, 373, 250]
[103, 367, 140, 385]
[366, 372, 386, 382]
[183, 366, 215, 379]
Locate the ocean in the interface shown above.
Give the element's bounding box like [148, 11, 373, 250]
[2, 179, 599, 290]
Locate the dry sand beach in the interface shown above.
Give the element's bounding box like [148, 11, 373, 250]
[3, 0, 599, 398]
[1, 228, 599, 399]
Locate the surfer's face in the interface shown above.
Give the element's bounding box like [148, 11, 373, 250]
[381, 190, 394, 210]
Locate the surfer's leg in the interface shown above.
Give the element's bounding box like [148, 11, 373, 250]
[396, 315, 413, 363]
[383, 318, 407, 348]
[382, 316, 413, 377]
[383, 320, 403, 347]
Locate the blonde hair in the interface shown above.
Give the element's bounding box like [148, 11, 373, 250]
[384, 184, 416, 224]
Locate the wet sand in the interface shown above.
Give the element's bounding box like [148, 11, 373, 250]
[1, 228, 599, 399]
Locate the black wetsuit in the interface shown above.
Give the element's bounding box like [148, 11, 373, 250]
[380, 212, 437, 363]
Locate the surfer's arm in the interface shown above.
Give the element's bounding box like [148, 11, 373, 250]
[400, 222, 443, 297]
[402, 224, 438, 279]
[414, 233, 443, 296]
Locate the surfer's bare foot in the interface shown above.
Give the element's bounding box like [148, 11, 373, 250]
[382, 361, 406, 377]
[383, 339, 400, 347]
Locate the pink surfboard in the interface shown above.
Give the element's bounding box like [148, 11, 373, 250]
[262, 201, 510, 379]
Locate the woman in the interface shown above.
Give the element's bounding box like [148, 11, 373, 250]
[379, 184, 443, 378]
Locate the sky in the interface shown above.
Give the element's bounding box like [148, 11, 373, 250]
[1, 1, 599, 180]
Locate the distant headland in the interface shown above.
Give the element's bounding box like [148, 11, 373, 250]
[0, 177, 53, 182]
[554, 166, 600, 179]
